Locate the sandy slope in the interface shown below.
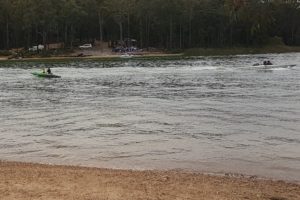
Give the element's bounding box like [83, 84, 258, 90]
[0, 161, 299, 200]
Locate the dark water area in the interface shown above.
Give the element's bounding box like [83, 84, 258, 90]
[0, 53, 300, 181]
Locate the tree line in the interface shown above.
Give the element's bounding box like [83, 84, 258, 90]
[0, 0, 300, 50]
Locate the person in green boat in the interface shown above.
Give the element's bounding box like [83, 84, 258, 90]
[41, 67, 52, 74]
[47, 68, 52, 74]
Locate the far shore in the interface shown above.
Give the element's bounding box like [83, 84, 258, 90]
[1, 45, 300, 63]
[0, 161, 300, 200]
[0, 52, 183, 63]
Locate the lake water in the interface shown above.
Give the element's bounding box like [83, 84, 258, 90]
[0, 53, 300, 182]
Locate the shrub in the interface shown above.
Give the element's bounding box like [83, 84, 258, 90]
[0, 50, 12, 56]
[267, 36, 285, 46]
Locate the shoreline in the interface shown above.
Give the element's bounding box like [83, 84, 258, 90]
[1, 46, 300, 63]
[1, 161, 300, 200]
[0, 52, 184, 63]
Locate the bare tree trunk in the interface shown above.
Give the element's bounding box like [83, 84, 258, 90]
[42, 30, 47, 50]
[6, 20, 9, 49]
[139, 20, 143, 48]
[98, 11, 104, 51]
[230, 25, 233, 46]
[179, 22, 182, 49]
[70, 24, 74, 49]
[146, 16, 149, 49]
[26, 29, 31, 48]
[64, 25, 68, 48]
[15, 31, 18, 48]
[219, 31, 222, 47]
[147, 18, 151, 49]
[35, 25, 38, 46]
[127, 14, 130, 46]
[98, 11, 103, 42]
[189, 15, 192, 48]
[169, 16, 173, 49]
[291, 26, 295, 45]
[56, 24, 59, 43]
[119, 22, 123, 41]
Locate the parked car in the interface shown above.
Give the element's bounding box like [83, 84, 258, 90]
[126, 46, 138, 52]
[112, 46, 125, 53]
[79, 44, 92, 49]
[112, 46, 138, 53]
[29, 44, 44, 51]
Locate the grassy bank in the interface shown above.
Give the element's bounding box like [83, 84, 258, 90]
[184, 45, 300, 56]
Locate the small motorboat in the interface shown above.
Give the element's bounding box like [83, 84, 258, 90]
[252, 64, 296, 70]
[32, 72, 61, 78]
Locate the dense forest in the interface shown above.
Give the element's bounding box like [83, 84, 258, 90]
[0, 0, 300, 50]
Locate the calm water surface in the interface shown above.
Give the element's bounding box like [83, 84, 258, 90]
[0, 53, 300, 181]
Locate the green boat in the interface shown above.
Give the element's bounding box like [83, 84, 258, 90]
[32, 72, 61, 78]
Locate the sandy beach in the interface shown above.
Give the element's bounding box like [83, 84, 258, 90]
[0, 161, 299, 200]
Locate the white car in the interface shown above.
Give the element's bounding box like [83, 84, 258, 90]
[79, 44, 92, 49]
[29, 44, 44, 51]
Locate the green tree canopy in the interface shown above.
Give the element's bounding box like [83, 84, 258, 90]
[0, 0, 299, 50]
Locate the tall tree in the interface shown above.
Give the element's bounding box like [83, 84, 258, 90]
[182, 0, 199, 48]
[95, 0, 108, 43]
[107, 0, 128, 41]
[60, 0, 85, 48]
[0, 0, 13, 49]
[1, 0, 300, 50]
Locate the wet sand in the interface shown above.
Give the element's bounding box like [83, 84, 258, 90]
[0, 161, 299, 200]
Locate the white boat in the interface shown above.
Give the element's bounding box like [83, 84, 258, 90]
[252, 64, 296, 70]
